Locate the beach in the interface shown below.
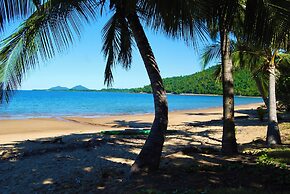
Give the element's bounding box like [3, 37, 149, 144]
[0, 103, 265, 145]
[1, 102, 290, 193]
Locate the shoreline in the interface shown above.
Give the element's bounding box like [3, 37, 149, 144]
[16, 89, 261, 97]
[0, 103, 263, 145]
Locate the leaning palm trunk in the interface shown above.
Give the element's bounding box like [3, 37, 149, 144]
[266, 62, 281, 145]
[127, 12, 168, 172]
[220, 29, 238, 154]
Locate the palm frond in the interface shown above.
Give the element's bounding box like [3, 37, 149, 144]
[213, 64, 222, 82]
[245, 0, 290, 49]
[231, 43, 267, 74]
[201, 42, 221, 69]
[139, 0, 210, 47]
[0, 0, 97, 103]
[118, 16, 133, 69]
[0, 0, 41, 33]
[102, 8, 133, 86]
[102, 14, 119, 86]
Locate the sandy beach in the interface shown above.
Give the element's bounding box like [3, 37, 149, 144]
[1, 102, 289, 193]
[0, 103, 264, 145]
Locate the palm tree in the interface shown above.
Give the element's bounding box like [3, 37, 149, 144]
[103, 0, 169, 172]
[202, 0, 246, 154]
[202, 42, 269, 108]
[266, 49, 281, 145]
[233, 46, 290, 145]
[1, 0, 210, 172]
[202, 35, 290, 146]
[0, 0, 169, 172]
[244, 0, 290, 145]
[145, 0, 243, 154]
[202, 0, 289, 150]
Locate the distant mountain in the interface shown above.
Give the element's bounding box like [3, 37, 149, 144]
[47, 85, 90, 91]
[48, 86, 69, 91]
[70, 85, 90, 91]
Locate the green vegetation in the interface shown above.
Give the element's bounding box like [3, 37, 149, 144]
[244, 148, 290, 169]
[98, 88, 132, 93]
[132, 66, 260, 96]
[277, 63, 290, 111]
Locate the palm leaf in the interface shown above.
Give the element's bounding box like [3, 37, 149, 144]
[245, 0, 290, 49]
[201, 42, 221, 69]
[102, 13, 119, 86]
[102, 7, 133, 86]
[0, 0, 97, 103]
[0, 0, 43, 33]
[139, 0, 209, 46]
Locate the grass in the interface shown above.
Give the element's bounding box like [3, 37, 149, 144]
[244, 147, 290, 169]
[266, 148, 290, 164]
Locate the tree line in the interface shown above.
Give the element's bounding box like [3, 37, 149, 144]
[132, 66, 260, 96]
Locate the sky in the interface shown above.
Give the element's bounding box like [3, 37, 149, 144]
[2, 13, 217, 90]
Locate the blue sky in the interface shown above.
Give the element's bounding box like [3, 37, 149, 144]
[2, 13, 216, 90]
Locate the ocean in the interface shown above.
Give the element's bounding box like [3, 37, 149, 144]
[0, 91, 262, 119]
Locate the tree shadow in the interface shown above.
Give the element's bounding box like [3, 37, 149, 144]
[1, 130, 289, 193]
[184, 116, 269, 128]
[185, 112, 222, 116]
[1, 109, 289, 193]
[184, 119, 223, 128]
[121, 147, 290, 194]
[0, 133, 142, 193]
[108, 120, 152, 128]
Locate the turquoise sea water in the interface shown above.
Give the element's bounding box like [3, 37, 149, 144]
[0, 91, 262, 119]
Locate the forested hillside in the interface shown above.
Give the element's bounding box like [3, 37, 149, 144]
[132, 66, 260, 96]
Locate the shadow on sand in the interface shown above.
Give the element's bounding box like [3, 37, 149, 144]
[0, 110, 289, 193]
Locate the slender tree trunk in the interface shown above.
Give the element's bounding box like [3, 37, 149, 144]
[266, 63, 281, 145]
[253, 76, 269, 108]
[126, 12, 168, 172]
[220, 29, 238, 154]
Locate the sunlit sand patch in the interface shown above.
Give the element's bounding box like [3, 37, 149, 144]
[83, 166, 94, 173]
[166, 152, 195, 159]
[101, 156, 134, 165]
[42, 178, 54, 185]
[128, 148, 141, 155]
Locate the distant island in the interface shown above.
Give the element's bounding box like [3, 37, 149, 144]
[69, 85, 90, 91]
[37, 66, 259, 96]
[48, 86, 70, 91]
[35, 85, 91, 91]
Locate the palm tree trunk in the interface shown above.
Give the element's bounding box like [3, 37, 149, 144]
[220, 29, 238, 154]
[253, 76, 269, 108]
[126, 12, 168, 172]
[266, 63, 281, 145]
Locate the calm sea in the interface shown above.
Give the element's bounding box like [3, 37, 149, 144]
[0, 91, 262, 119]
